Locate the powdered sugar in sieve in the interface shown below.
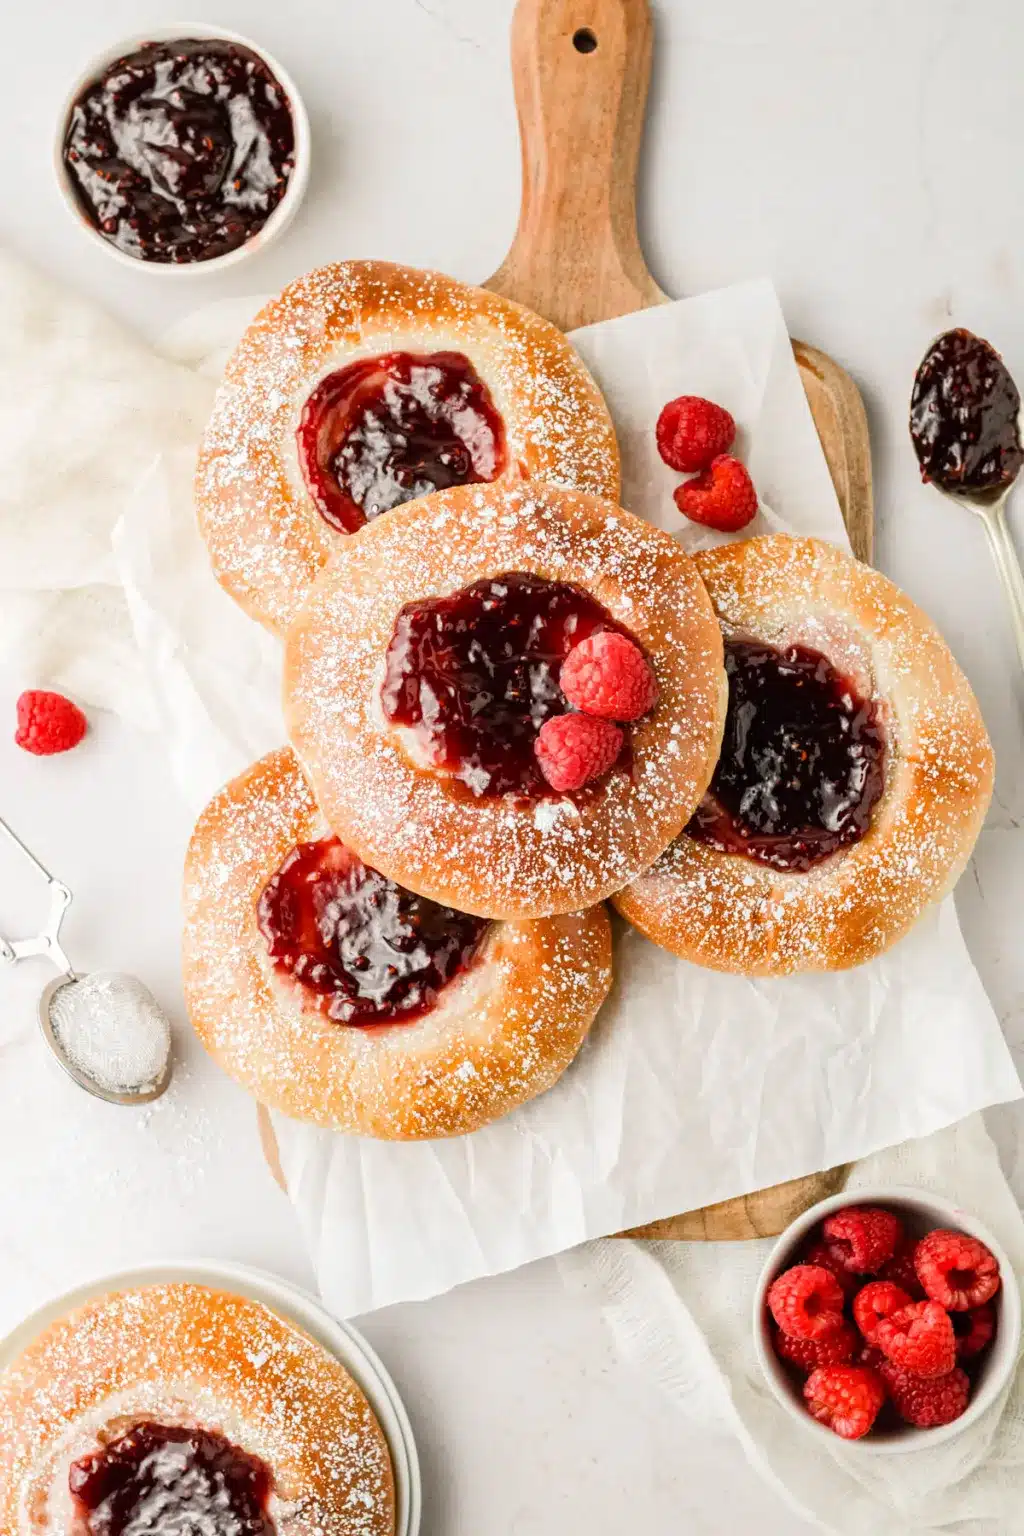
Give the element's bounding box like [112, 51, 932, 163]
[46, 972, 172, 1099]
[1, 814, 173, 1104]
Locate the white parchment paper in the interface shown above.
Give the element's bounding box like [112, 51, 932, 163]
[114, 279, 1021, 1317]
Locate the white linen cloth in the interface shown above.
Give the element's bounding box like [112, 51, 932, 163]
[560, 1114, 1024, 1535]
[0, 249, 1019, 1325]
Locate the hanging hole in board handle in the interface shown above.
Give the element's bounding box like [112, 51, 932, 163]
[573, 27, 598, 53]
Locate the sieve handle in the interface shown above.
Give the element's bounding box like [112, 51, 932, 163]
[0, 814, 75, 976]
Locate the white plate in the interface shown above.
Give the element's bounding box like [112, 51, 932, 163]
[0, 1259, 420, 1535]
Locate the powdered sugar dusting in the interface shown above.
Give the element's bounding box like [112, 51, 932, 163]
[182, 749, 612, 1137]
[615, 536, 994, 973]
[0, 1283, 394, 1534]
[284, 480, 726, 920]
[195, 260, 620, 634]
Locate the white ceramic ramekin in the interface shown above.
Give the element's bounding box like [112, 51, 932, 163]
[753, 1185, 1022, 1453]
[53, 24, 311, 276]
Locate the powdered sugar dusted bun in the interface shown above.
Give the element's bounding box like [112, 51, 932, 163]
[0, 1282, 394, 1536]
[283, 481, 727, 920]
[615, 535, 994, 974]
[182, 748, 612, 1137]
[195, 259, 620, 634]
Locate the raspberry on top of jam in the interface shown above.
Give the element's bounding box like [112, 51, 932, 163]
[257, 836, 488, 1024]
[686, 638, 886, 872]
[380, 570, 638, 798]
[69, 1421, 275, 1536]
[910, 328, 1023, 494]
[62, 39, 295, 265]
[297, 351, 507, 534]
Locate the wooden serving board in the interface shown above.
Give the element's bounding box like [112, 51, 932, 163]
[485, 0, 873, 1241]
[258, 0, 873, 1242]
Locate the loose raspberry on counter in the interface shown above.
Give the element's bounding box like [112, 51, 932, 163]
[914, 1229, 1001, 1310]
[952, 1302, 996, 1361]
[767, 1264, 846, 1341]
[852, 1281, 913, 1346]
[656, 395, 735, 473]
[803, 1365, 886, 1440]
[800, 1239, 860, 1300]
[876, 1300, 957, 1378]
[673, 454, 758, 532]
[534, 713, 623, 793]
[15, 690, 88, 756]
[773, 1320, 857, 1373]
[878, 1241, 927, 1299]
[823, 1205, 903, 1274]
[559, 632, 658, 722]
[881, 1361, 970, 1429]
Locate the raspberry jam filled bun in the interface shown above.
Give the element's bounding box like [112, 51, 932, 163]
[283, 481, 727, 920]
[195, 260, 620, 634]
[615, 535, 993, 974]
[0, 1283, 394, 1535]
[182, 749, 612, 1137]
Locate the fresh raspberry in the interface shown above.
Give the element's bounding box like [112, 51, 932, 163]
[878, 1241, 927, 1299]
[803, 1365, 886, 1440]
[15, 690, 87, 756]
[656, 395, 735, 473]
[880, 1361, 970, 1429]
[767, 1264, 846, 1341]
[534, 713, 623, 793]
[559, 632, 659, 721]
[951, 1303, 996, 1361]
[876, 1300, 956, 1378]
[673, 454, 758, 533]
[773, 1320, 857, 1373]
[800, 1240, 859, 1300]
[822, 1206, 903, 1273]
[852, 1281, 913, 1345]
[914, 1229, 1001, 1311]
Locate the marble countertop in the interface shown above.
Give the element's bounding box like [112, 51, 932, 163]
[2, 2, 1023, 1531]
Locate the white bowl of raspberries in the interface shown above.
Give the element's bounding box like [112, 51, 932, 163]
[753, 1188, 1021, 1449]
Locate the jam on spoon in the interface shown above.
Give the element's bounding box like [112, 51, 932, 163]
[257, 836, 488, 1024]
[69, 1422, 275, 1536]
[297, 351, 507, 533]
[686, 638, 886, 872]
[62, 39, 295, 264]
[910, 328, 1023, 494]
[380, 571, 634, 798]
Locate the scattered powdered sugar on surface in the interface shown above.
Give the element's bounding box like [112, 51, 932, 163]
[0, 1284, 394, 1535]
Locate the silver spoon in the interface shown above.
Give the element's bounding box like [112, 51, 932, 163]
[0, 814, 172, 1105]
[930, 479, 1024, 676]
[911, 327, 1024, 674]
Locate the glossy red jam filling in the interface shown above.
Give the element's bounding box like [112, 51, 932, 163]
[69, 1422, 275, 1536]
[296, 351, 507, 533]
[257, 836, 488, 1023]
[911, 328, 1023, 494]
[381, 571, 633, 797]
[686, 638, 886, 871]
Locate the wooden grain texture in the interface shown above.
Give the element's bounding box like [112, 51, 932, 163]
[257, 0, 871, 1239]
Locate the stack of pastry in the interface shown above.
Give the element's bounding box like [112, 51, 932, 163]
[183, 259, 993, 1141]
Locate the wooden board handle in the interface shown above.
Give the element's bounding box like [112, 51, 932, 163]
[487, 0, 664, 331]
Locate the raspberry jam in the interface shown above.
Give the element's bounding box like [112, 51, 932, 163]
[69, 1422, 274, 1536]
[911, 328, 1023, 494]
[686, 638, 886, 871]
[62, 40, 295, 265]
[257, 837, 488, 1023]
[297, 351, 507, 533]
[381, 571, 630, 797]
